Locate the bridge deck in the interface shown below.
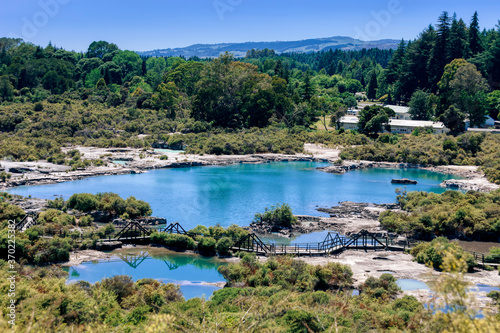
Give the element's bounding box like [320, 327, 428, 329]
[30, 219, 497, 267]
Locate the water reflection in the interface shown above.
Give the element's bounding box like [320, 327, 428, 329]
[67, 248, 226, 299]
[116, 251, 150, 269]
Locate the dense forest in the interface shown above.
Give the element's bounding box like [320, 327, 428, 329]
[0, 11, 498, 129]
[0, 11, 499, 176]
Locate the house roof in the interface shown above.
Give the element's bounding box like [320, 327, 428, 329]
[389, 119, 446, 129]
[384, 105, 410, 114]
[340, 116, 359, 124]
[340, 116, 447, 129]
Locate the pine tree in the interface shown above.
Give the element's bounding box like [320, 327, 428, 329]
[468, 11, 483, 55]
[398, 26, 435, 102]
[367, 70, 378, 101]
[489, 32, 500, 88]
[449, 16, 468, 60]
[387, 92, 393, 105]
[302, 70, 314, 101]
[336, 60, 345, 74]
[428, 12, 452, 89]
[274, 59, 283, 77]
[327, 62, 336, 75]
[385, 40, 406, 84]
[141, 59, 147, 76]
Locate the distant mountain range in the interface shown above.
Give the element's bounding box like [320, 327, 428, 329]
[137, 36, 399, 58]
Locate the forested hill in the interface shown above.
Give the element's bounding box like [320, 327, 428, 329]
[137, 36, 400, 58]
[0, 11, 500, 182]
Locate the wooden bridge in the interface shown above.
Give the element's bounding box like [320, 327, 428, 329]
[15, 213, 38, 232]
[101, 222, 407, 257]
[18, 217, 500, 267]
[231, 229, 411, 256]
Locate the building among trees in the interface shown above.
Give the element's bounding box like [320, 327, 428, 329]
[339, 116, 449, 134]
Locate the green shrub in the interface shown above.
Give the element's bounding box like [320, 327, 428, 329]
[79, 215, 93, 227]
[38, 209, 75, 225]
[67, 193, 99, 212]
[411, 237, 476, 272]
[34, 102, 44, 111]
[100, 275, 135, 303]
[311, 290, 330, 305]
[314, 262, 353, 290]
[225, 224, 249, 242]
[47, 197, 65, 209]
[253, 203, 297, 228]
[380, 189, 500, 241]
[150, 233, 195, 251]
[487, 290, 500, 304]
[283, 309, 322, 333]
[360, 274, 400, 299]
[198, 237, 217, 256]
[29, 237, 72, 264]
[0, 171, 11, 182]
[216, 237, 233, 256]
[486, 247, 500, 262]
[219, 255, 352, 292]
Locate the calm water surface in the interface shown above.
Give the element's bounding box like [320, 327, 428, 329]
[8, 162, 458, 230]
[66, 248, 226, 300]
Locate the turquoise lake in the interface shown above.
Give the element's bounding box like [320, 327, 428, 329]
[7, 162, 485, 300]
[8, 162, 458, 230]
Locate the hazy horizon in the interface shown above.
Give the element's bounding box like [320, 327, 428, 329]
[1, 0, 499, 52]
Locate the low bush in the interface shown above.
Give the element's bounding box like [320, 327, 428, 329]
[66, 192, 152, 218]
[198, 237, 217, 256]
[410, 237, 476, 272]
[380, 189, 500, 241]
[360, 274, 400, 299]
[150, 233, 195, 251]
[253, 203, 297, 228]
[486, 247, 500, 262]
[216, 237, 234, 256]
[29, 237, 72, 264]
[218, 255, 353, 291]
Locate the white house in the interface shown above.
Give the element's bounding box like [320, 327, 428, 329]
[338, 116, 449, 134]
[384, 105, 412, 120]
[465, 116, 496, 130]
[351, 105, 412, 120]
[339, 116, 360, 131]
[389, 119, 449, 134]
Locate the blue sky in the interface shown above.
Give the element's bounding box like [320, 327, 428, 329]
[0, 0, 499, 52]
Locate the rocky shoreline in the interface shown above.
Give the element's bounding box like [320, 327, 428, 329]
[247, 201, 402, 237]
[316, 160, 499, 192]
[2, 145, 498, 193]
[0, 147, 324, 191]
[1, 144, 497, 192]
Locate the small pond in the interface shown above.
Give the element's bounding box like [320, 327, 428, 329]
[396, 279, 430, 291]
[66, 248, 226, 300]
[154, 149, 185, 154]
